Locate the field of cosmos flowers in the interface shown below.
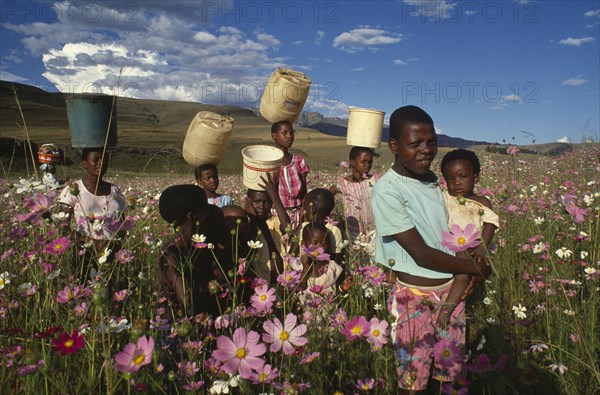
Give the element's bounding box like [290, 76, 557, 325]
[1, 145, 598, 395]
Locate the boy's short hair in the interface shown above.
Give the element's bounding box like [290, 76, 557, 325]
[349, 146, 374, 160]
[441, 148, 481, 175]
[159, 184, 207, 225]
[304, 188, 335, 216]
[194, 163, 217, 181]
[81, 147, 104, 161]
[271, 120, 293, 134]
[388, 105, 434, 141]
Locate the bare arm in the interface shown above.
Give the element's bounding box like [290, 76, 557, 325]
[392, 228, 492, 277]
[259, 173, 290, 235]
[329, 185, 339, 195]
[436, 273, 470, 328]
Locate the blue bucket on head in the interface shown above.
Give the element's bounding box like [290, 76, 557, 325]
[64, 94, 118, 148]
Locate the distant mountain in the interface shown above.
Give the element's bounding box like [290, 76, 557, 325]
[297, 111, 493, 148]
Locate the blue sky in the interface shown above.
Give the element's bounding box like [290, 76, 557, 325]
[1, 0, 598, 144]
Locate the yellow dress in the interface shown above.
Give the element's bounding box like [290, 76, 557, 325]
[442, 190, 500, 231]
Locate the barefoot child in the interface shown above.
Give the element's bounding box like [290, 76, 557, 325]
[271, 120, 309, 228]
[194, 164, 233, 208]
[436, 149, 499, 328]
[372, 106, 492, 394]
[330, 146, 380, 244]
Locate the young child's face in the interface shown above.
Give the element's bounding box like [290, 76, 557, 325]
[246, 191, 273, 219]
[82, 150, 108, 178]
[304, 228, 329, 252]
[389, 122, 437, 178]
[443, 159, 479, 198]
[351, 151, 374, 175]
[271, 123, 295, 150]
[199, 168, 219, 193]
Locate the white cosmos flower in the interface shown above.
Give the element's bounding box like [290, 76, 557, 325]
[247, 240, 263, 249]
[98, 248, 112, 264]
[555, 247, 572, 259]
[192, 234, 206, 243]
[530, 343, 548, 353]
[580, 251, 589, 260]
[483, 297, 491, 305]
[486, 317, 496, 324]
[533, 242, 546, 254]
[512, 303, 527, 319]
[583, 194, 593, 206]
[0, 272, 12, 290]
[533, 217, 545, 225]
[584, 267, 597, 275]
[563, 309, 575, 316]
[209, 375, 241, 394]
[549, 363, 568, 375]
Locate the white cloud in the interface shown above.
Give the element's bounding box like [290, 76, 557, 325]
[255, 32, 281, 48]
[293, 41, 303, 46]
[584, 9, 600, 18]
[501, 93, 522, 103]
[3, 2, 292, 107]
[0, 70, 30, 84]
[393, 59, 407, 65]
[333, 28, 402, 53]
[557, 136, 571, 143]
[351, 66, 368, 72]
[403, 0, 458, 20]
[559, 37, 595, 47]
[315, 31, 325, 45]
[562, 75, 588, 86]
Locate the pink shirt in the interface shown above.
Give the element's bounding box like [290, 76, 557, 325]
[278, 155, 309, 208]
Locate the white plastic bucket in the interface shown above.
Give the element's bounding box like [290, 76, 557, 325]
[241, 145, 283, 191]
[260, 68, 312, 124]
[182, 111, 234, 166]
[346, 107, 385, 149]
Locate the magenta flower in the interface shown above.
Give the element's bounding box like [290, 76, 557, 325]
[51, 330, 85, 356]
[262, 313, 308, 355]
[367, 318, 389, 350]
[178, 361, 200, 377]
[363, 265, 387, 286]
[441, 223, 480, 252]
[341, 316, 371, 341]
[250, 363, 279, 384]
[44, 236, 72, 255]
[466, 353, 507, 373]
[114, 336, 155, 374]
[301, 244, 330, 261]
[56, 285, 89, 304]
[212, 327, 266, 379]
[182, 381, 204, 390]
[250, 284, 276, 314]
[561, 194, 588, 223]
[433, 339, 462, 368]
[332, 308, 348, 328]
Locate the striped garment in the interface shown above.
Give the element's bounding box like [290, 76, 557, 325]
[336, 174, 380, 241]
[278, 154, 310, 209]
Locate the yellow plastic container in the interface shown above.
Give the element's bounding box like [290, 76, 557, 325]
[241, 145, 283, 191]
[346, 107, 385, 148]
[260, 68, 312, 123]
[182, 111, 234, 166]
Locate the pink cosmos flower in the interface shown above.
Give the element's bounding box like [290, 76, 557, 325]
[561, 194, 588, 223]
[44, 236, 71, 255]
[178, 361, 200, 377]
[212, 327, 266, 379]
[341, 316, 371, 341]
[277, 270, 301, 289]
[182, 381, 204, 390]
[16, 192, 53, 222]
[56, 284, 89, 304]
[466, 353, 507, 373]
[115, 249, 134, 264]
[250, 363, 279, 384]
[51, 330, 85, 356]
[441, 223, 480, 252]
[301, 244, 330, 261]
[367, 318, 390, 350]
[262, 313, 308, 355]
[340, 161, 350, 168]
[433, 339, 462, 368]
[250, 284, 276, 313]
[73, 302, 88, 318]
[300, 351, 320, 364]
[363, 265, 387, 286]
[114, 336, 155, 374]
[507, 146, 520, 155]
[332, 308, 348, 328]
[357, 378, 375, 391]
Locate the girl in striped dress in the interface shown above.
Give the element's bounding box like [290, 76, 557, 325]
[330, 146, 380, 245]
